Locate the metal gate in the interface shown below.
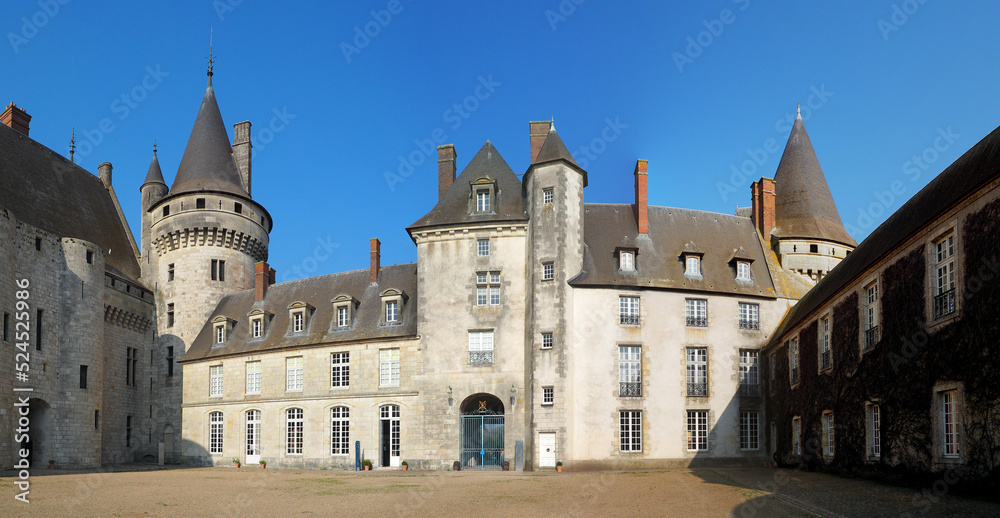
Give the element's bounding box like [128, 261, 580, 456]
[460, 412, 504, 470]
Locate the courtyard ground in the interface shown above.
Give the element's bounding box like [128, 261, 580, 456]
[1, 465, 998, 517]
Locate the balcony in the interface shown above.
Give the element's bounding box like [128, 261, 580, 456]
[620, 314, 640, 326]
[619, 382, 642, 397]
[740, 383, 760, 397]
[933, 289, 956, 319]
[738, 319, 759, 330]
[468, 351, 493, 365]
[864, 326, 879, 351]
[686, 316, 707, 327]
[687, 382, 708, 397]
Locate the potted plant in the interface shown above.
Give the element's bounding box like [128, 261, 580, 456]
[259, 459, 266, 469]
[48, 459, 55, 470]
[232, 457, 241, 468]
[401, 460, 408, 471]
[556, 461, 563, 473]
[362, 459, 372, 471]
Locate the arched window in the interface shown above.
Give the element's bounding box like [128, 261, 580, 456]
[331, 407, 350, 456]
[209, 412, 224, 454]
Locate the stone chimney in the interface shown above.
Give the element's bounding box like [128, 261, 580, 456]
[98, 162, 113, 189]
[751, 177, 776, 242]
[1, 103, 31, 136]
[437, 144, 456, 200]
[254, 261, 275, 302]
[529, 120, 553, 163]
[634, 159, 648, 234]
[233, 121, 252, 195]
[370, 238, 381, 284]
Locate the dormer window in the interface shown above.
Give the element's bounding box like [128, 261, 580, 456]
[470, 177, 497, 215]
[386, 301, 398, 322]
[619, 250, 636, 272]
[247, 309, 272, 339]
[685, 256, 700, 276]
[476, 189, 491, 212]
[332, 295, 358, 329]
[380, 289, 407, 326]
[211, 316, 236, 346]
[215, 323, 226, 344]
[293, 312, 304, 332]
[252, 318, 262, 338]
[287, 301, 314, 334]
[736, 261, 751, 281]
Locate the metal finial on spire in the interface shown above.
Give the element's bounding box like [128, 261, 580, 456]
[207, 28, 215, 77]
[153, 138, 157, 156]
[796, 103, 801, 120]
[550, 117, 556, 133]
[69, 127, 76, 163]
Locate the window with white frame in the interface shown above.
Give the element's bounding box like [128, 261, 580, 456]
[337, 306, 349, 327]
[620, 410, 642, 452]
[286, 357, 303, 391]
[739, 349, 759, 397]
[541, 332, 553, 349]
[738, 302, 759, 330]
[941, 389, 960, 458]
[686, 347, 708, 397]
[214, 323, 226, 344]
[685, 299, 707, 327]
[687, 410, 708, 451]
[736, 261, 751, 281]
[476, 271, 501, 306]
[619, 346, 641, 397]
[477, 238, 490, 257]
[476, 189, 491, 212]
[792, 417, 802, 456]
[789, 338, 799, 384]
[468, 330, 495, 365]
[823, 411, 835, 458]
[864, 283, 879, 350]
[332, 296, 355, 329]
[379, 348, 400, 387]
[542, 262, 554, 281]
[542, 187, 554, 204]
[246, 361, 261, 395]
[819, 316, 832, 371]
[251, 317, 263, 338]
[685, 255, 701, 276]
[619, 296, 640, 325]
[209, 411, 224, 454]
[542, 386, 554, 405]
[620, 251, 635, 272]
[385, 300, 399, 323]
[740, 411, 759, 450]
[209, 365, 223, 397]
[331, 406, 350, 455]
[292, 311, 304, 333]
[286, 408, 303, 454]
[331, 352, 349, 388]
[868, 403, 881, 459]
[933, 233, 957, 319]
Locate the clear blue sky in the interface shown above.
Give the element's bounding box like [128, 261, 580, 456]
[6, 1, 1000, 281]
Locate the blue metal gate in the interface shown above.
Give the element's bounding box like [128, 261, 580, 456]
[460, 412, 504, 470]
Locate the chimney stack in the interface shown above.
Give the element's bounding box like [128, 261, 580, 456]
[98, 162, 113, 188]
[750, 177, 776, 242]
[1, 102, 31, 136]
[437, 144, 456, 200]
[233, 121, 252, 195]
[634, 159, 648, 234]
[254, 261, 275, 302]
[370, 238, 381, 284]
[529, 120, 552, 163]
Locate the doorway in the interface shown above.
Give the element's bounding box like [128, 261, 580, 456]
[245, 410, 261, 464]
[460, 394, 505, 470]
[380, 405, 400, 468]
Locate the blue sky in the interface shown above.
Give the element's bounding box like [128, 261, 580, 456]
[5, 1, 1000, 281]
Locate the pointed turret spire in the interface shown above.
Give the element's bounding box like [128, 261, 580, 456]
[142, 140, 166, 189]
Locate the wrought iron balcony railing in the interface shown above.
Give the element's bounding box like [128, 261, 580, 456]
[738, 319, 759, 330]
[686, 316, 707, 327]
[469, 351, 493, 365]
[933, 289, 956, 319]
[740, 383, 760, 397]
[687, 381, 708, 397]
[619, 382, 642, 397]
[620, 314, 640, 326]
[864, 326, 879, 351]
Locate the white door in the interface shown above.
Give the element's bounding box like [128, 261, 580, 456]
[538, 432, 556, 467]
[245, 410, 261, 464]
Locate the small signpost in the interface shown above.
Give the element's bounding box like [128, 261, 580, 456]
[355, 441, 361, 471]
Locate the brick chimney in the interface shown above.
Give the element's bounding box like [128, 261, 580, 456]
[529, 120, 552, 163]
[437, 144, 456, 200]
[98, 162, 113, 188]
[634, 159, 648, 234]
[751, 177, 776, 241]
[233, 121, 252, 195]
[254, 261, 275, 302]
[370, 238, 381, 284]
[1, 103, 31, 136]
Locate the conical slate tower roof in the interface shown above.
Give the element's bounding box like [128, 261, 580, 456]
[531, 128, 588, 186]
[141, 149, 165, 189]
[169, 73, 247, 197]
[772, 113, 856, 247]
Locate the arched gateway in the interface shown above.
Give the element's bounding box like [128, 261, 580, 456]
[460, 393, 504, 470]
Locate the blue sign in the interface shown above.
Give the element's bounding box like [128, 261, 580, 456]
[355, 441, 361, 471]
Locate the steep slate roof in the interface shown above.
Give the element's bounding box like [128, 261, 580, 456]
[529, 129, 588, 187]
[772, 116, 856, 247]
[407, 141, 527, 232]
[570, 204, 779, 298]
[169, 74, 248, 197]
[767, 122, 1000, 348]
[141, 151, 165, 189]
[0, 123, 141, 279]
[180, 263, 418, 363]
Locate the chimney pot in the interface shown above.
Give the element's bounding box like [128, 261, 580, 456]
[370, 238, 381, 284]
[437, 144, 456, 200]
[1, 102, 31, 136]
[750, 177, 776, 242]
[98, 162, 113, 188]
[634, 160, 648, 234]
[254, 261, 272, 302]
[529, 120, 552, 163]
[233, 121, 252, 195]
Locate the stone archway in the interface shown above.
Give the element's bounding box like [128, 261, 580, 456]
[460, 393, 505, 470]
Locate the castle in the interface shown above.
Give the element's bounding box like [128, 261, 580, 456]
[3, 64, 997, 480]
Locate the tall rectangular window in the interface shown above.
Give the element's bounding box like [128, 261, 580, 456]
[933, 234, 957, 318]
[476, 272, 501, 306]
[542, 386, 554, 405]
[619, 296, 640, 325]
[166, 346, 174, 377]
[542, 262, 554, 281]
[620, 410, 642, 452]
[286, 408, 304, 455]
[819, 316, 832, 370]
[3, 312, 8, 342]
[468, 331, 495, 365]
[385, 300, 399, 323]
[246, 361, 261, 395]
[620, 251, 635, 271]
[126, 347, 138, 387]
[619, 346, 641, 397]
[736, 261, 751, 281]
[738, 303, 759, 330]
[792, 417, 802, 456]
[864, 283, 879, 350]
[252, 318, 263, 338]
[789, 338, 799, 384]
[823, 412, 835, 458]
[685, 299, 707, 327]
[286, 357, 303, 391]
[35, 237, 42, 251]
[36, 309, 43, 351]
[210, 365, 223, 397]
[292, 311, 304, 332]
[686, 347, 708, 397]
[167, 303, 175, 328]
[162, 205, 169, 217]
[80, 365, 88, 389]
[476, 189, 491, 212]
[685, 256, 700, 276]
[942, 390, 959, 458]
[215, 324, 226, 344]
[337, 306, 349, 327]
[167, 263, 175, 282]
[687, 410, 708, 451]
[740, 411, 759, 450]
[331, 407, 350, 455]
[379, 348, 400, 387]
[126, 415, 133, 448]
[331, 352, 350, 388]
[739, 349, 759, 397]
[868, 403, 881, 459]
[477, 239, 490, 256]
[211, 259, 226, 281]
[209, 412, 223, 454]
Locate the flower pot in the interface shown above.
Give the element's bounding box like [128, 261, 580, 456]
[401, 465, 408, 471]
[48, 464, 54, 470]
[234, 463, 240, 469]
[556, 466, 563, 472]
[364, 465, 371, 471]
[259, 464, 266, 469]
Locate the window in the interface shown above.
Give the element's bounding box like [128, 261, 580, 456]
[687, 410, 708, 451]
[162, 205, 170, 217]
[864, 283, 879, 350]
[686, 348, 708, 397]
[809, 244, 819, 254]
[542, 332, 554, 349]
[196, 198, 206, 209]
[95, 410, 100, 430]
[868, 403, 881, 459]
[385, 300, 399, 323]
[80, 365, 88, 389]
[620, 410, 642, 452]
[543, 187, 554, 204]
[476, 189, 491, 212]
[251, 317, 263, 338]
[336, 306, 349, 327]
[941, 389, 960, 458]
[619, 346, 641, 397]
[331, 407, 350, 455]
[331, 352, 349, 388]
[234, 202, 242, 214]
[542, 386, 554, 405]
[792, 417, 802, 456]
[738, 303, 759, 330]
[167, 263, 175, 282]
[933, 233, 957, 319]
[476, 271, 501, 306]
[167, 303, 174, 328]
[214, 323, 226, 344]
[35, 237, 42, 251]
[736, 261, 751, 281]
[211, 259, 226, 281]
[685, 255, 701, 276]
[739, 350, 759, 397]
[209, 412, 223, 454]
[789, 338, 799, 384]
[126, 347, 138, 387]
[477, 239, 490, 257]
[379, 348, 400, 387]
[210, 365, 223, 397]
[740, 411, 759, 450]
[819, 316, 832, 370]
[619, 296, 640, 325]
[468, 330, 495, 365]
[768, 354, 776, 392]
[542, 262, 554, 281]
[126, 415, 133, 448]
[380, 405, 401, 460]
[823, 412, 835, 458]
[86, 250, 93, 264]
[36, 309, 43, 351]
[685, 299, 707, 327]
[292, 311, 304, 333]
[286, 357, 303, 391]
[286, 408, 304, 455]
[620, 251, 635, 272]
[166, 346, 174, 377]
[3, 312, 8, 341]
[246, 361, 261, 395]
